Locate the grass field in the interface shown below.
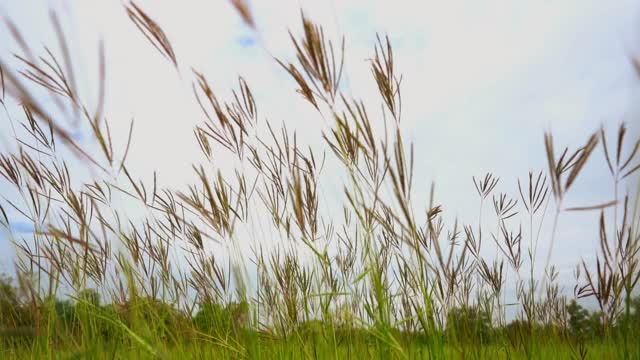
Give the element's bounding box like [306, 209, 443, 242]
[1, 2, 640, 359]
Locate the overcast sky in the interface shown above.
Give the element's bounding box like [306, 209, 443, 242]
[1, 0, 640, 297]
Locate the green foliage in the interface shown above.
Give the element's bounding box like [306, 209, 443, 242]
[502, 319, 529, 345]
[0, 274, 32, 329]
[445, 306, 493, 345]
[566, 300, 602, 340]
[0, 273, 639, 358]
[193, 300, 249, 336]
[77, 288, 101, 307]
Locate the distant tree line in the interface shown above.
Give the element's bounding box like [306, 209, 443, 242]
[2, 273, 638, 347]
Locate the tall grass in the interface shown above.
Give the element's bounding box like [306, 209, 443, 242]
[1, 2, 639, 359]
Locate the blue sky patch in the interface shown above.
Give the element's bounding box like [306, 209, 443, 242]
[237, 35, 256, 48]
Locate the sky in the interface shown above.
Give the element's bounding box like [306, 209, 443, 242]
[1, 0, 640, 297]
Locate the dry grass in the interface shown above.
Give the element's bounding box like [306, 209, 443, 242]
[0, 2, 639, 359]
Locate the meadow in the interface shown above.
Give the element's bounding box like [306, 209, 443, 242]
[1, 2, 639, 359]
